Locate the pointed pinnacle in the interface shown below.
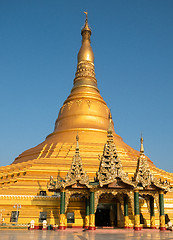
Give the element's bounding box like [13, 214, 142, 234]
[76, 132, 79, 152]
[107, 110, 113, 142]
[81, 11, 91, 34]
[108, 110, 113, 133]
[140, 134, 144, 154]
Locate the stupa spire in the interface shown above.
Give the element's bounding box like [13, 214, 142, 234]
[77, 11, 93, 63]
[52, 13, 116, 137]
[72, 11, 98, 94]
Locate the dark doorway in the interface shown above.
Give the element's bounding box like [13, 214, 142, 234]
[95, 208, 110, 226]
[95, 203, 117, 227]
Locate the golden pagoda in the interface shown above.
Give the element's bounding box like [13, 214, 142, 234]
[0, 13, 173, 230]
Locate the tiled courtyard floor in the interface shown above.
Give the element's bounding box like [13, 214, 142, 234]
[0, 229, 173, 240]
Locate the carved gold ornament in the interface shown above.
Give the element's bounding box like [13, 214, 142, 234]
[94, 189, 134, 213]
[97, 114, 134, 188]
[133, 136, 170, 191]
[65, 189, 89, 212]
[63, 134, 89, 188]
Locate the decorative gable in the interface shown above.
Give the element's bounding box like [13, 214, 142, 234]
[133, 136, 170, 192]
[64, 134, 89, 187]
[97, 113, 133, 187]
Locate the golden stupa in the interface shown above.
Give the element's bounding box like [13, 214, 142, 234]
[0, 14, 172, 228]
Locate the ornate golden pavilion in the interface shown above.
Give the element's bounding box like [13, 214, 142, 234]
[0, 14, 173, 230]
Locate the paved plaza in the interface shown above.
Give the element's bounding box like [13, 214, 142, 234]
[0, 229, 173, 240]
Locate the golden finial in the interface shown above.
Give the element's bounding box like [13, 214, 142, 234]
[140, 134, 144, 154]
[81, 11, 91, 34]
[84, 11, 88, 26]
[77, 11, 94, 63]
[84, 11, 88, 19]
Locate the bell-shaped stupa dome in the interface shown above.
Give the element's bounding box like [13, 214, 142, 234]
[11, 13, 156, 182]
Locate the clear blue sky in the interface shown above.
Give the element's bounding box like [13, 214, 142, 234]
[0, 0, 173, 173]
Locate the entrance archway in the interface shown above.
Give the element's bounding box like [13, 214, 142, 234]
[95, 203, 117, 227]
[95, 193, 122, 227]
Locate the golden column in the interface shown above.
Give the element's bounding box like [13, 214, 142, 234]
[85, 198, 90, 229]
[134, 190, 141, 230]
[150, 196, 156, 229]
[159, 190, 166, 231]
[124, 196, 129, 228]
[89, 190, 96, 230]
[59, 189, 67, 230]
[110, 205, 115, 227]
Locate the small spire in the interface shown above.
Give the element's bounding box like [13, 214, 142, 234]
[109, 110, 112, 120]
[140, 134, 144, 154]
[108, 111, 112, 132]
[84, 11, 88, 21]
[82, 11, 91, 34]
[107, 110, 113, 141]
[77, 11, 94, 63]
[76, 132, 79, 152]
